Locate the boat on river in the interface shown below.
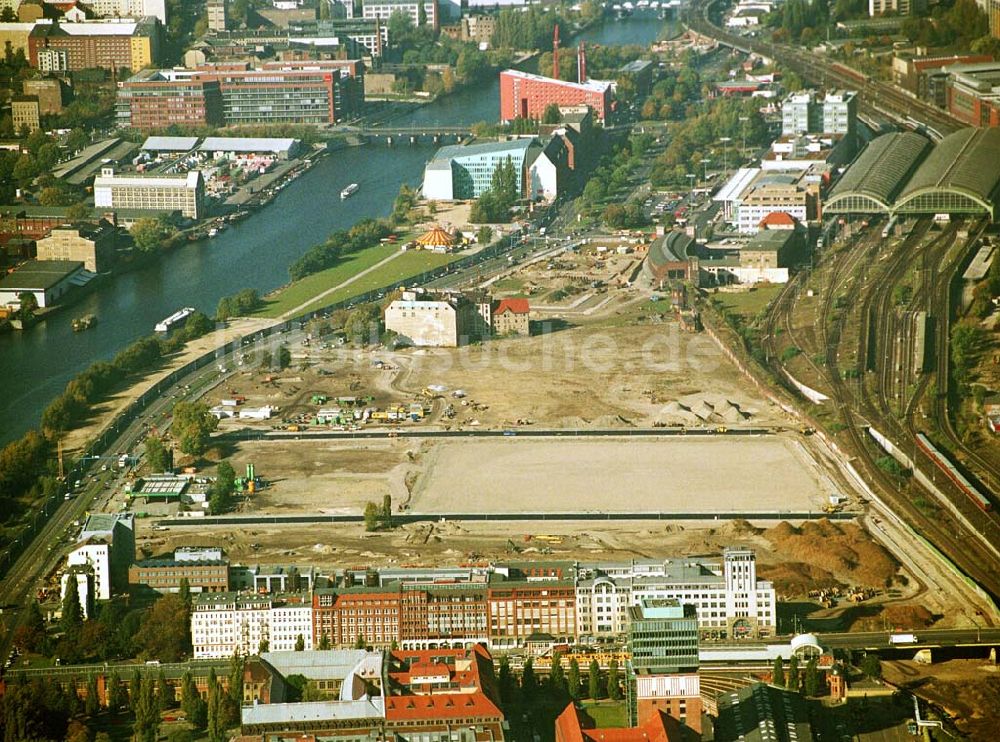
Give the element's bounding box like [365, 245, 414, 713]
[341, 183, 359, 199]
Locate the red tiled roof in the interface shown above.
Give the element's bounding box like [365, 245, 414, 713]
[758, 211, 797, 227]
[384, 692, 504, 721]
[555, 704, 685, 742]
[495, 298, 530, 315]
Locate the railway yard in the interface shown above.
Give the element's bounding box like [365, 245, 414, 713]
[757, 215, 1000, 604]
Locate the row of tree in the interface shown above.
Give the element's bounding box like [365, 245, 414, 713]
[216, 287, 262, 321]
[288, 218, 394, 281]
[39, 312, 213, 436]
[770, 654, 829, 696]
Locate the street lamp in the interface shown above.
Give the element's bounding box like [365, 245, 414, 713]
[719, 137, 732, 177]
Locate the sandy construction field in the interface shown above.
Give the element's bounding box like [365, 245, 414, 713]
[409, 437, 832, 513]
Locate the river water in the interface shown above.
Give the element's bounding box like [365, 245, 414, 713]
[0, 14, 676, 444]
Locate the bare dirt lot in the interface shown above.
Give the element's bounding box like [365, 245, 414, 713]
[409, 437, 831, 513]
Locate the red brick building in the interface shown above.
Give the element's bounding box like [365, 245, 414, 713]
[487, 578, 578, 649]
[500, 69, 611, 123]
[946, 62, 1000, 127]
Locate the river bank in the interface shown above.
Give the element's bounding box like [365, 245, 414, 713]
[0, 13, 678, 446]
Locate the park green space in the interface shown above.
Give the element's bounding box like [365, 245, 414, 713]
[255, 244, 461, 319]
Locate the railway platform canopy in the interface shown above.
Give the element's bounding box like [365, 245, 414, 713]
[824, 131, 931, 214]
[824, 127, 1000, 220]
[894, 128, 1000, 219]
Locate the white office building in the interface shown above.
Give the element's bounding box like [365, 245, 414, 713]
[575, 548, 776, 640]
[65, 513, 135, 601]
[361, 0, 437, 29]
[86, 0, 168, 23]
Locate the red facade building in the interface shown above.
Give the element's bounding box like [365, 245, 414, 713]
[500, 69, 611, 123]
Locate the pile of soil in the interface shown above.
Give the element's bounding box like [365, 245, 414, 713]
[762, 519, 899, 590]
[885, 661, 1000, 740]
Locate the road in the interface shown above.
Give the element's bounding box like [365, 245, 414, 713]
[222, 425, 775, 441]
[153, 510, 857, 528]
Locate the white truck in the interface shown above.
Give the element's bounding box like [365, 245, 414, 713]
[889, 633, 918, 645]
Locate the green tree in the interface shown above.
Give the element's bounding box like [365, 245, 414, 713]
[134, 671, 160, 742]
[295, 634, 305, 651]
[521, 658, 537, 697]
[860, 654, 882, 681]
[607, 659, 620, 701]
[354, 634, 366, 649]
[542, 103, 562, 124]
[318, 634, 331, 650]
[158, 668, 175, 711]
[130, 218, 165, 253]
[804, 657, 822, 696]
[787, 655, 800, 693]
[364, 501, 382, 531]
[85, 674, 101, 716]
[567, 658, 581, 701]
[179, 577, 191, 610]
[772, 656, 786, 687]
[107, 671, 124, 713]
[382, 494, 393, 529]
[588, 659, 601, 699]
[549, 651, 566, 694]
[476, 225, 494, 245]
[209, 460, 236, 515]
[144, 434, 169, 472]
[171, 401, 218, 458]
[258, 638, 269, 654]
[181, 671, 207, 729]
[207, 668, 224, 742]
[278, 345, 292, 370]
[17, 291, 38, 321]
[137, 594, 191, 662]
[61, 580, 85, 635]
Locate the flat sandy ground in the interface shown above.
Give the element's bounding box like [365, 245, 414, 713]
[409, 437, 831, 513]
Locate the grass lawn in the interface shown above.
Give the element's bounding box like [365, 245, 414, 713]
[296, 249, 462, 316]
[710, 284, 783, 319]
[255, 243, 399, 318]
[581, 700, 628, 727]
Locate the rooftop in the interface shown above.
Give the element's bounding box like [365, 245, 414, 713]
[199, 136, 299, 153]
[431, 137, 536, 164]
[502, 69, 612, 94]
[141, 136, 198, 151]
[0, 260, 83, 290]
[241, 698, 385, 726]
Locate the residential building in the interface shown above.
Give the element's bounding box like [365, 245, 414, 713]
[86, 0, 168, 24]
[312, 585, 405, 648]
[36, 47, 68, 73]
[442, 14, 496, 46]
[94, 167, 204, 219]
[384, 289, 490, 347]
[66, 513, 135, 600]
[61, 566, 96, 619]
[486, 574, 577, 650]
[36, 221, 118, 273]
[129, 557, 230, 594]
[22, 77, 66, 114]
[868, 0, 921, 15]
[11, 95, 40, 133]
[501, 69, 612, 123]
[945, 62, 1000, 127]
[780, 89, 857, 145]
[27, 18, 161, 72]
[626, 599, 702, 734]
[492, 297, 529, 335]
[207, 0, 227, 31]
[191, 592, 313, 657]
[361, 0, 438, 32]
[0, 259, 87, 309]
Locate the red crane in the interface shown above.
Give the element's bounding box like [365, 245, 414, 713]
[552, 24, 560, 79]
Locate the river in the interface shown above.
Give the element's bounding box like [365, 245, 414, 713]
[0, 13, 677, 444]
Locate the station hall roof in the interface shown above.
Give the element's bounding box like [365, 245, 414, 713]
[896, 127, 1000, 212]
[826, 131, 931, 210]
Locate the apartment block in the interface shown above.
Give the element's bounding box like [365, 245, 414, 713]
[116, 68, 224, 130]
[94, 167, 204, 218]
[192, 593, 314, 658]
[11, 95, 40, 133]
[27, 18, 161, 72]
[780, 89, 857, 145]
[362, 0, 438, 32]
[66, 513, 135, 600]
[129, 558, 230, 594]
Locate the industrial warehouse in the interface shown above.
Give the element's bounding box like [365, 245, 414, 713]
[825, 127, 1000, 219]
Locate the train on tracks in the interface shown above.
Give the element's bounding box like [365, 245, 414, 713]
[915, 432, 993, 512]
